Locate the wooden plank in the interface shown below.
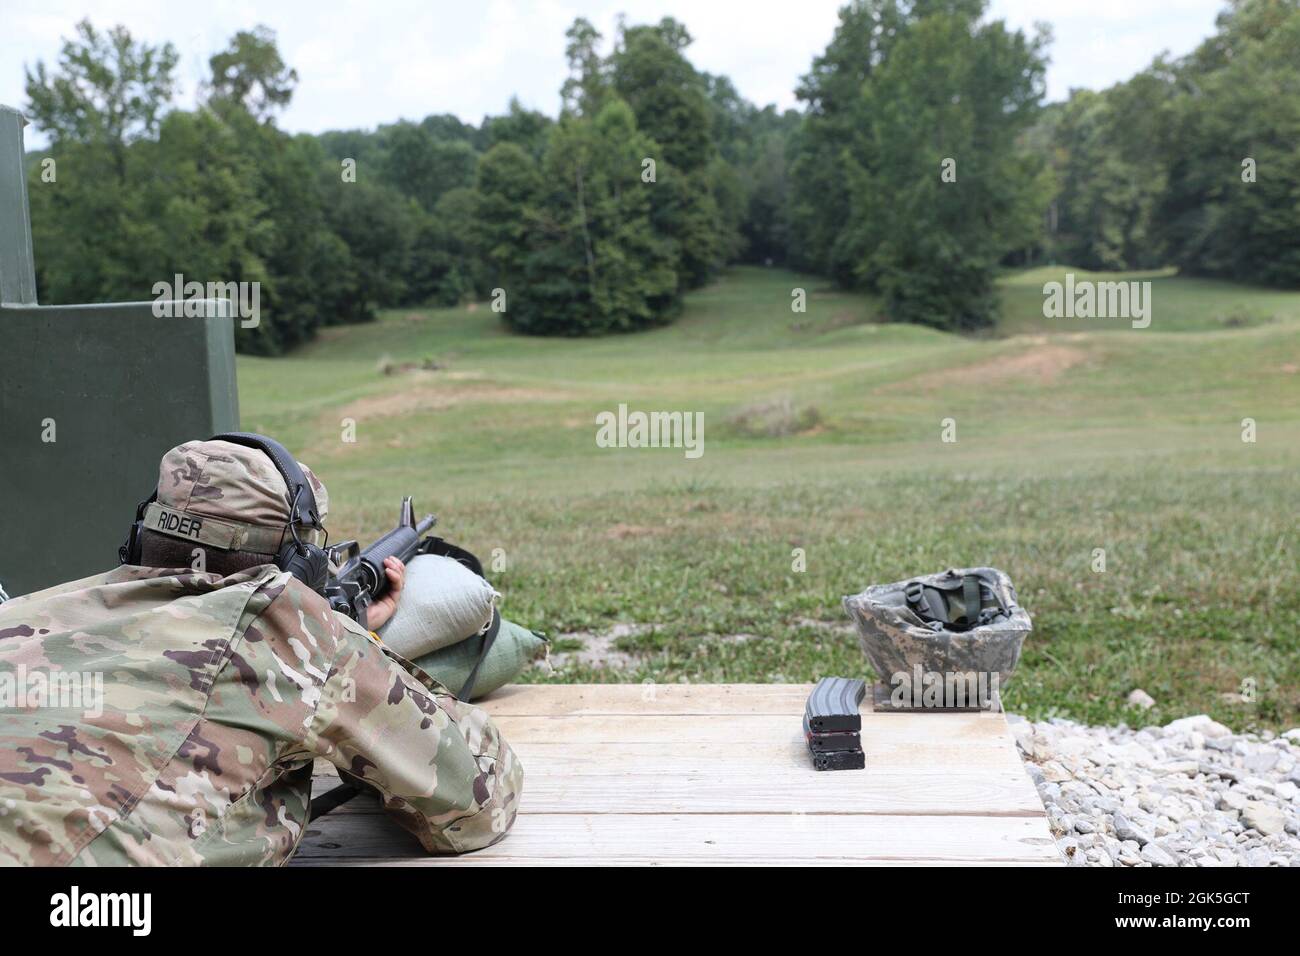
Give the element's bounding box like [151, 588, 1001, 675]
[316, 737, 1027, 778]
[533, 738, 1026, 772]
[314, 735, 1042, 816]
[485, 713, 1013, 746]
[298, 684, 1058, 866]
[325, 770, 1042, 815]
[481, 682, 1006, 718]
[370, 739, 1021, 772]
[478, 682, 812, 716]
[292, 811, 1061, 864]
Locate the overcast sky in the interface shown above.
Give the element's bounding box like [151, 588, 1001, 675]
[4, 0, 1228, 145]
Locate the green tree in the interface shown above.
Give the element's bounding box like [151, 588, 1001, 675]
[430, 186, 489, 301]
[481, 98, 553, 160]
[607, 18, 733, 288]
[742, 126, 796, 264]
[315, 128, 386, 171]
[147, 110, 280, 351]
[479, 103, 678, 335]
[24, 19, 178, 179]
[475, 142, 543, 297]
[787, 0, 917, 282]
[1156, 0, 1300, 285]
[561, 18, 608, 116]
[701, 81, 801, 264]
[419, 113, 477, 144]
[324, 176, 420, 313]
[1017, 59, 1178, 272]
[792, 1, 1048, 329]
[380, 122, 477, 211]
[203, 32, 368, 349]
[610, 19, 713, 173]
[205, 25, 298, 121]
[28, 140, 148, 303]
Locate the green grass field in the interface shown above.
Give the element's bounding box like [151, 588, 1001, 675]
[240, 266, 1300, 730]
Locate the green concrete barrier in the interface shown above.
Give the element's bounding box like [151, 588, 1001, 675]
[0, 105, 239, 597]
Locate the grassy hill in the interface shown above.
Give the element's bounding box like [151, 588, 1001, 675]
[240, 266, 1300, 729]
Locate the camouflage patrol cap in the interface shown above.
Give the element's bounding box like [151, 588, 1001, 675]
[145, 439, 329, 553]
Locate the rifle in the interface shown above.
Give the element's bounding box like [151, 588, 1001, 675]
[324, 496, 436, 625]
[310, 496, 501, 822]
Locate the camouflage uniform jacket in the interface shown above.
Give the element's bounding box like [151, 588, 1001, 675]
[0, 564, 523, 865]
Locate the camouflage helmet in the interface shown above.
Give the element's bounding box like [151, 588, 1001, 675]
[143, 438, 329, 554]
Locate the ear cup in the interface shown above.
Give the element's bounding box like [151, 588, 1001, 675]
[119, 520, 143, 565]
[119, 492, 157, 565]
[278, 540, 330, 594]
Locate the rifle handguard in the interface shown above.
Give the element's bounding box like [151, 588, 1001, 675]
[324, 497, 436, 622]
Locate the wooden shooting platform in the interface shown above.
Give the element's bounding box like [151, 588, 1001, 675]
[294, 683, 1060, 866]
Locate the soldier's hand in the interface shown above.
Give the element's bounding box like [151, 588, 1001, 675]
[365, 556, 406, 631]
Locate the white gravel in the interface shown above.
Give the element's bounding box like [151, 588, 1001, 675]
[1009, 713, 1300, 866]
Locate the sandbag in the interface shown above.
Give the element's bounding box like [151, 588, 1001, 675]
[412, 618, 548, 701]
[378, 553, 498, 660]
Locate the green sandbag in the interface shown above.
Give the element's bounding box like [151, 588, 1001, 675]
[412, 618, 548, 701]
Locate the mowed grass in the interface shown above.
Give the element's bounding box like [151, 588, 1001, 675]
[240, 266, 1300, 730]
[997, 265, 1300, 335]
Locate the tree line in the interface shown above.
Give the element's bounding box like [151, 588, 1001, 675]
[22, 0, 1300, 353]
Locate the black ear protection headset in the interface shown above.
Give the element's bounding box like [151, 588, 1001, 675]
[120, 432, 331, 594]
